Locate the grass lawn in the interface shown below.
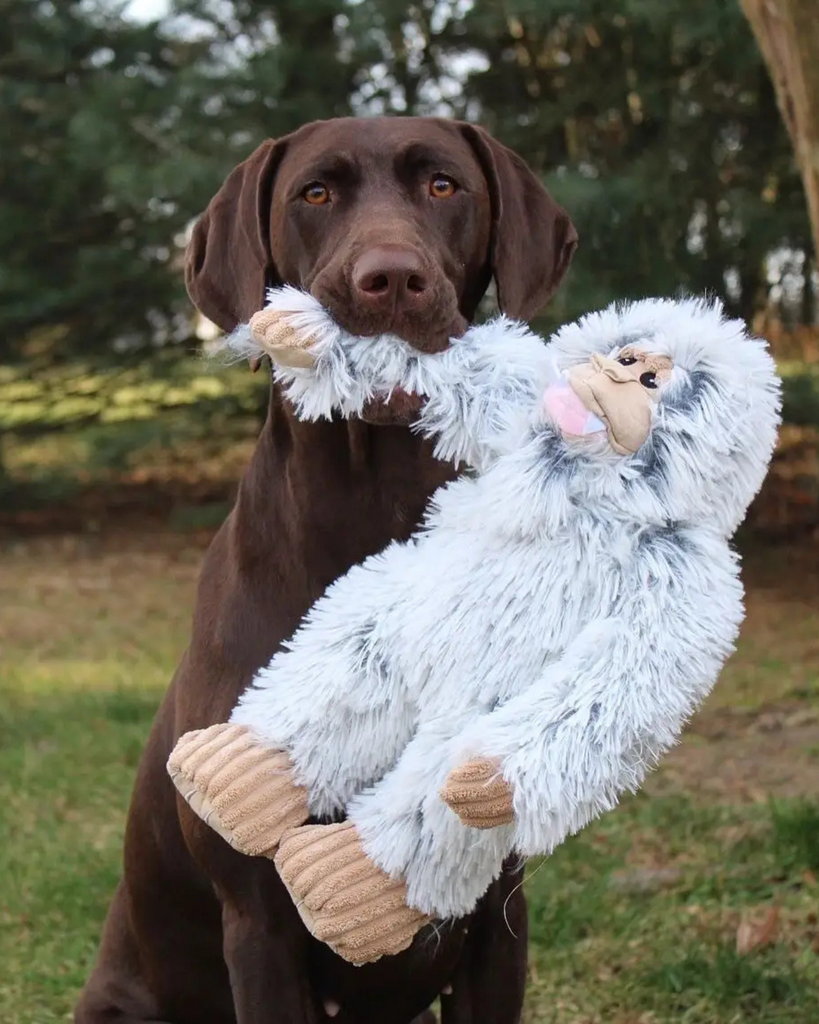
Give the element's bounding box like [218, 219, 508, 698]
[1, 531, 818, 1024]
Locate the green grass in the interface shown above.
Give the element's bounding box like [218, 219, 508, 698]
[522, 795, 819, 1023]
[1, 535, 818, 1024]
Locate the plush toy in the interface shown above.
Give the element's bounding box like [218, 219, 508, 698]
[168, 288, 780, 966]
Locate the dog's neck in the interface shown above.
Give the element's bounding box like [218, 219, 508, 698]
[229, 387, 455, 586]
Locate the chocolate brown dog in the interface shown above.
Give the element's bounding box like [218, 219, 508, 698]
[75, 116, 577, 1024]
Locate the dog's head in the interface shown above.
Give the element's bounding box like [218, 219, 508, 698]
[186, 117, 577, 359]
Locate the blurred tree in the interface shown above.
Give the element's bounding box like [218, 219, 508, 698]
[740, 0, 819, 271]
[445, 0, 811, 329]
[1, 0, 193, 361]
[0, 0, 358, 364]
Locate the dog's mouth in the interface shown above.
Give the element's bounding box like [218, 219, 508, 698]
[308, 273, 467, 426]
[331, 305, 466, 356]
[359, 387, 426, 427]
[311, 271, 466, 357]
[357, 308, 464, 426]
[355, 306, 465, 426]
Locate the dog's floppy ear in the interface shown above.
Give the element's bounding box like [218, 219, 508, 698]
[460, 124, 578, 320]
[185, 139, 289, 333]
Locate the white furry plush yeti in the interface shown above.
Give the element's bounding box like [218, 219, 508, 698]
[168, 289, 780, 966]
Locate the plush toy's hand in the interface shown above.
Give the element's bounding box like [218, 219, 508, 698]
[274, 821, 430, 965]
[167, 723, 309, 857]
[440, 757, 515, 829]
[249, 309, 319, 369]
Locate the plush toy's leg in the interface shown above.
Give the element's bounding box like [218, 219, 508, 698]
[167, 724, 309, 857]
[230, 556, 422, 819]
[348, 724, 515, 923]
[272, 726, 514, 965]
[274, 821, 430, 966]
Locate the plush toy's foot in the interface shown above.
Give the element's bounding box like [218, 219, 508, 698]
[167, 724, 309, 857]
[274, 821, 430, 965]
[440, 757, 515, 829]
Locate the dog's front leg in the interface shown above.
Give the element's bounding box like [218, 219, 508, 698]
[219, 860, 320, 1024]
[439, 862, 528, 1024]
[182, 802, 320, 1024]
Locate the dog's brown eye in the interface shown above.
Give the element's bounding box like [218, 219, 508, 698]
[617, 355, 637, 366]
[640, 371, 658, 389]
[303, 183, 329, 205]
[429, 175, 457, 199]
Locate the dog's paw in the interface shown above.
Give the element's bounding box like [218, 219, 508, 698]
[249, 309, 319, 368]
[167, 723, 309, 857]
[440, 757, 515, 829]
[275, 821, 430, 965]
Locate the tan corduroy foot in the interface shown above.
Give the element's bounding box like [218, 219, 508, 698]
[275, 821, 430, 966]
[440, 757, 515, 829]
[167, 723, 309, 857]
[249, 310, 318, 369]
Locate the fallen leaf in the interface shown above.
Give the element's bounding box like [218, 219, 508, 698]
[736, 905, 779, 955]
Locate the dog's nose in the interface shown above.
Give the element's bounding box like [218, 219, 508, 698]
[352, 247, 429, 307]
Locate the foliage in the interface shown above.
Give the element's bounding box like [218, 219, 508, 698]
[448, 0, 811, 330]
[2, 0, 194, 360]
[0, 0, 357, 362]
[0, 354, 266, 434]
[2, 0, 818, 481]
[781, 365, 819, 427]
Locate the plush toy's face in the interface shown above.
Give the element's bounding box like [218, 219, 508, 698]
[544, 345, 675, 456]
[538, 298, 780, 536]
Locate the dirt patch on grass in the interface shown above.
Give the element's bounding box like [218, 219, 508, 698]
[647, 543, 819, 804]
[652, 707, 819, 804]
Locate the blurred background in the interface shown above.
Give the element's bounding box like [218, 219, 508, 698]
[1, 2, 818, 1023]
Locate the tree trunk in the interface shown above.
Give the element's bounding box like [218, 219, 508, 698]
[740, 0, 819, 263]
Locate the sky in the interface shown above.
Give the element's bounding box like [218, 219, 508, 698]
[123, 0, 170, 21]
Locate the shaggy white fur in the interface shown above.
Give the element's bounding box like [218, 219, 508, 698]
[225, 288, 781, 919]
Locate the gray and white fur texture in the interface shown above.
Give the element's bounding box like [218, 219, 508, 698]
[225, 287, 781, 920]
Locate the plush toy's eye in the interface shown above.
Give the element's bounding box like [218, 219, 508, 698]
[617, 355, 637, 366]
[640, 371, 658, 389]
[303, 183, 330, 205]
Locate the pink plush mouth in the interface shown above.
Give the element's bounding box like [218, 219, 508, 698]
[542, 380, 606, 437]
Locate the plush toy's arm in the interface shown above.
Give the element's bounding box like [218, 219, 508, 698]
[232, 288, 554, 471]
[409, 317, 554, 472]
[240, 286, 370, 421]
[447, 533, 744, 856]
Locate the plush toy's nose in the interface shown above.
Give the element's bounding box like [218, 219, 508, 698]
[590, 353, 637, 383]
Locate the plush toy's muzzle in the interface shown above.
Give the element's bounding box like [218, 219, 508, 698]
[545, 352, 660, 456]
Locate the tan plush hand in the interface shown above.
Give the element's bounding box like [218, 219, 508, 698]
[275, 821, 430, 965]
[440, 757, 515, 829]
[249, 309, 319, 368]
